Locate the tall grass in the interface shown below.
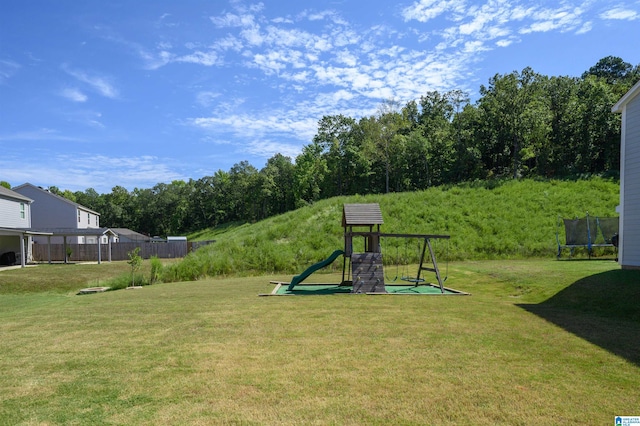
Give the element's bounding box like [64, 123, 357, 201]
[164, 178, 619, 282]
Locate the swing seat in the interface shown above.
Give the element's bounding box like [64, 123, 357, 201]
[401, 276, 425, 283]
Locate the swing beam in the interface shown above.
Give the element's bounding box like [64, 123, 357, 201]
[378, 233, 450, 293]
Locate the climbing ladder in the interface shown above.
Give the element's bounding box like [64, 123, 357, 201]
[351, 253, 386, 293]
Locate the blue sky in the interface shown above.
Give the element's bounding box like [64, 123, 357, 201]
[1, 0, 639, 193]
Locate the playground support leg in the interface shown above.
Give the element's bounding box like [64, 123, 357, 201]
[416, 238, 445, 293]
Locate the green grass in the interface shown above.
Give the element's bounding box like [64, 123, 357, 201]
[176, 177, 620, 281]
[1, 259, 638, 425]
[0, 260, 178, 295]
[0, 262, 132, 294]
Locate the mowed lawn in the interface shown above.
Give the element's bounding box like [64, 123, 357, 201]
[1, 260, 639, 425]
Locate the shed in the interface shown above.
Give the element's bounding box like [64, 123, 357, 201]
[612, 79, 640, 270]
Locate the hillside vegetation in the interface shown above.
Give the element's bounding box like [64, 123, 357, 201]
[163, 178, 619, 281]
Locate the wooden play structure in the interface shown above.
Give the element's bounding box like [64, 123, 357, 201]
[286, 203, 450, 294]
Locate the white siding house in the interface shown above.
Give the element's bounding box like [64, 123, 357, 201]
[0, 186, 35, 265]
[12, 183, 103, 244]
[612, 79, 640, 270]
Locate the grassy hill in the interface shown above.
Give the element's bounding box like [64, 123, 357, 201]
[165, 177, 619, 281]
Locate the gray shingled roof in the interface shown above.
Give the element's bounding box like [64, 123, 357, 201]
[342, 203, 384, 227]
[12, 183, 100, 216]
[0, 186, 32, 203]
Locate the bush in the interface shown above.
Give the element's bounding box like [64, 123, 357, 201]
[106, 273, 147, 291]
[149, 256, 163, 284]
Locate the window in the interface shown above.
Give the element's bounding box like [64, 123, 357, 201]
[87, 212, 90, 224]
[20, 203, 25, 219]
[78, 210, 81, 223]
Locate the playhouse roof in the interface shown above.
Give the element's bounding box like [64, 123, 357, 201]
[342, 203, 384, 227]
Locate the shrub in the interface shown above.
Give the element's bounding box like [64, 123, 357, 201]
[106, 273, 147, 291]
[149, 256, 163, 284]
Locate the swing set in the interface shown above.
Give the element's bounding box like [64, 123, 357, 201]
[270, 203, 465, 296]
[340, 204, 451, 294]
[383, 236, 450, 286]
[377, 233, 450, 291]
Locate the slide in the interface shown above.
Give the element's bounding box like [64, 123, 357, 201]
[287, 250, 345, 291]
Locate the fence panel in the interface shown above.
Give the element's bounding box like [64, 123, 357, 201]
[32, 241, 192, 262]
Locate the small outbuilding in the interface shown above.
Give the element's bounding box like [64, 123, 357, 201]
[612, 79, 640, 270]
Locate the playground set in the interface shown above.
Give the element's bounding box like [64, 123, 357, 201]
[267, 203, 467, 296]
[556, 213, 619, 259]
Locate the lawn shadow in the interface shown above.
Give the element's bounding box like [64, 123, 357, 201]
[517, 269, 640, 366]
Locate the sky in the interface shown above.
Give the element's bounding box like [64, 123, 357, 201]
[1, 0, 639, 194]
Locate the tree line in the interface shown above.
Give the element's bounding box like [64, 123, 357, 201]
[6, 56, 638, 237]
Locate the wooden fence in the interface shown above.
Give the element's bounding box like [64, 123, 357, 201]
[32, 241, 215, 262]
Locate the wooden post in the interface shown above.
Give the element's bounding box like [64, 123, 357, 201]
[19, 234, 26, 268]
[97, 234, 102, 264]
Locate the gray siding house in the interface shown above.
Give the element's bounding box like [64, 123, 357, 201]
[12, 183, 103, 244]
[612, 79, 640, 270]
[0, 186, 38, 266]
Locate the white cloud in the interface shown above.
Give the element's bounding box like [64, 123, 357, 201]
[576, 21, 593, 34]
[245, 139, 301, 159]
[0, 153, 185, 193]
[496, 38, 514, 47]
[402, 0, 464, 22]
[190, 112, 317, 143]
[62, 64, 119, 99]
[60, 87, 88, 102]
[600, 7, 639, 20]
[176, 50, 221, 66]
[210, 12, 254, 28]
[196, 91, 221, 107]
[272, 16, 293, 24]
[0, 128, 84, 142]
[0, 59, 21, 83]
[520, 5, 586, 34]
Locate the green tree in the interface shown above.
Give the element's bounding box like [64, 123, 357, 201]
[418, 91, 455, 185]
[312, 115, 363, 196]
[259, 154, 296, 218]
[228, 161, 260, 222]
[478, 67, 547, 179]
[574, 76, 621, 174]
[293, 142, 327, 206]
[450, 103, 484, 181]
[73, 188, 104, 215]
[127, 247, 142, 287]
[544, 76, 580, 176]
[102, 185, 132, 228]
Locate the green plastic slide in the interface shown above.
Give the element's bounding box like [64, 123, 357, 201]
[287, 249, 345, 291]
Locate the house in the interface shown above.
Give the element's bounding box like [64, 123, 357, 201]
[12, 183, 106, 244]
[0, 186, 51, 266]
[110, 228, 150, 243]
[612, 79, 640, 270]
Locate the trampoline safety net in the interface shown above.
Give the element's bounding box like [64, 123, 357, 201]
[596, 217, 619, 244]
[557, 214, 619, 258]
[563, 217, 595, 246]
